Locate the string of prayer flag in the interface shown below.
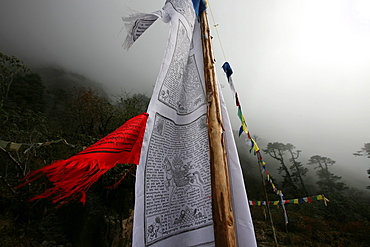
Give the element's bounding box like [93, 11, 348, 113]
[222, 61, 284, 196]
[222, 61, 288, 222]
[222, 63, 331, 225]
[248, 194, 329, 206]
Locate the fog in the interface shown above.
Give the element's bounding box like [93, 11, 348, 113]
[1, 0, 370, 189]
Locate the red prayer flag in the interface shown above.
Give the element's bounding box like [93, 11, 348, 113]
[17, 113, 149, 205]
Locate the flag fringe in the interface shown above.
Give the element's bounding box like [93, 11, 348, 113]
[18, 158, 118, 205]
[17, 113, 149, 205]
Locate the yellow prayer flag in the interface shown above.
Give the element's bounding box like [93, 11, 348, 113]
[252, 139, 260, 152]
[242, 123, 248, 134]
[9, 142, 22, 151]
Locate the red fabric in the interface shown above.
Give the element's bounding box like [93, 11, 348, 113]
[18, 113, 148, 205]
[235, 93, 240, 106]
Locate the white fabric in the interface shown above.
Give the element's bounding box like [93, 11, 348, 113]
[219, 85, 257, 246]
[228, 76, 237, 96]
[131, 1, 256, 246]
[122, 11, 162, 49]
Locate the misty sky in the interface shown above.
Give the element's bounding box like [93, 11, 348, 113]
[1, 0, 370, 189]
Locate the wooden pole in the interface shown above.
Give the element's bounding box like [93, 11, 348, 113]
[200, 10, 237, 247]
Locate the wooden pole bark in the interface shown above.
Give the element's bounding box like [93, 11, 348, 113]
[200, 10, 237, 247]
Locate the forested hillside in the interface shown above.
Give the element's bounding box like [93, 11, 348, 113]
[1, 52, 369, 246]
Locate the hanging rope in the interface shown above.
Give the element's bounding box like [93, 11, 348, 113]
[208, 2, 227, 61]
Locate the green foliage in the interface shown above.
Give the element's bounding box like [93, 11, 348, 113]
[308, 155, 348, 196]
[354, 143, 370, 158]
[7, 73, 46, 112]
[57, 88, 150, 144]
[320, 193, 370, 222]
[0, 108, 49, 143]
[60, 87, 116, 140]
[114, 91, 150, 122]
[316, 169, 348, 193]
[1, 53, 370, 246]
[0, 54, 48, 144]
[0, 54, 151, 246]
[263, 142, 307, 197]
[353, 143, 370, 189]
[250, 192, 370, 246]
[0, 52, 29, 107]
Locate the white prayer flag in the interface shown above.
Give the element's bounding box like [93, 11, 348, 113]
[128, 1, 257, 246]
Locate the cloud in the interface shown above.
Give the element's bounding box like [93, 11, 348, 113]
[1, 0, 370, 189]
